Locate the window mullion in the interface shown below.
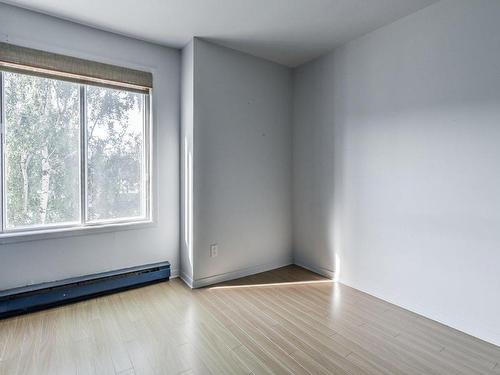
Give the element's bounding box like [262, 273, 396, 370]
[80, 85, 87, 225]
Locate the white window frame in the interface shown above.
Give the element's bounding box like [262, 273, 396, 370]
[0, 70, 153, 243]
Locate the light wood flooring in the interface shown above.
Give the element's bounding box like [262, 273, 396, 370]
[1, 265, 499, 374]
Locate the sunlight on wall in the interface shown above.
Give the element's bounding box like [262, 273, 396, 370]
[183, 136, 194, 270]
[333, 253, 341, 282]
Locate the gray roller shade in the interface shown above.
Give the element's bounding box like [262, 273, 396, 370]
[0, 42, 152, 93]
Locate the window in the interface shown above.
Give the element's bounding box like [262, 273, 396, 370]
[0, 70, 151, 236]
[86, 86, 147, 222]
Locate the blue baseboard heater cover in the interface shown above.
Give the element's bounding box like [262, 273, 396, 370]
[0, 261, 170, 319]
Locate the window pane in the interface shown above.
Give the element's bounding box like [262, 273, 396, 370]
[4, 72, 81, 229]
[86, 86, 145, 222]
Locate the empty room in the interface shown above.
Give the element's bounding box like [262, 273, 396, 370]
[0, 0, 499, 374]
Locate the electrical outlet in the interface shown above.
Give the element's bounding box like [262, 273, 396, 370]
[210, 244, 218, 258]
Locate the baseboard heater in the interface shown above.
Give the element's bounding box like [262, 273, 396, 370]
[0, 261, 170, 319]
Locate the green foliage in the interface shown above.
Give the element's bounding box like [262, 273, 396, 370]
[5, 73, 80, 227]
[86, 86, 144, 221]
[3, 72, 145, 229]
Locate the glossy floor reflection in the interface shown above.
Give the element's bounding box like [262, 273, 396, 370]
[1, 265, 499, 374]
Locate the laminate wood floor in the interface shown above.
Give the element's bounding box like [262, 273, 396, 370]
[1, 265, 499, 374]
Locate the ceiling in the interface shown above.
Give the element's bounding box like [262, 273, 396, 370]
[1, 0, 438, 67]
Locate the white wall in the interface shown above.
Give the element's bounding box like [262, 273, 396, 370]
[0, 3, 180, 289]
[293, 0, 500, 345]
[190, 39, 293, 287]
[180, 40, 194, 283]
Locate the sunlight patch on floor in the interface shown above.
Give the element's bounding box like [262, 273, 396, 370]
[209, 279, 334, 290]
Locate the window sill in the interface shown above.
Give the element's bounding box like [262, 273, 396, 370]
[0, 220, 156, 245]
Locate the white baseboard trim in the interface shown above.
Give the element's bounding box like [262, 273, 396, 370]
[293, 259, 335, 279]
[190, 257, 293, 288]
[341, 280, 500, 348]
[170, 267, 180, 279]
[180, 271, 194, 288]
